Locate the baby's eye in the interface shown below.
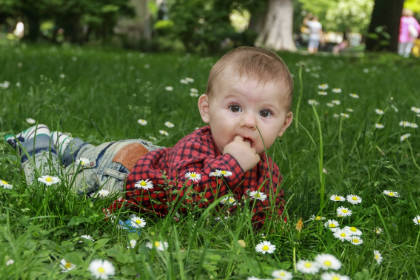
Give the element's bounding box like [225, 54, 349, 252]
[259, 109, 273, 118]
[228, 104, 242, 113]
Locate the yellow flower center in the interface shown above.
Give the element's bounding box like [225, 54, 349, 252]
[315, 216, 322, 220]
[140, 181, 147, 186]
[332, 276, 340, 280]
[65, 262, 72, 269]
[330, 224, 336, 228]
[350, 227, 357, 232]
[335, 197, 340, 201]
[389, 192, 394, 196]
[352, 197, 358, 200]
[304, 262, 312, 268]
[154, 241, 161, 247]
[46, 177, 52, 182]
[340, 233, 346, 237]
[324, 260, 332, 266]
[262, 245, 269, 251]
[135, 219, 142, 225]
[255, 193, 261, 198]
[375, 255, 379, 260]
[1, 180, 7, 184]
[228, 198, 235, 203]
[353, 238, 359, 243]
[190, 174, 197, 178]
[221, 171, 226, 175]
[342, 209, 348, 213]
[97, 267, 105, 274]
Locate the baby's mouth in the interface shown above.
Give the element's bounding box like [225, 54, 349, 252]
[243, 137, 253, 147]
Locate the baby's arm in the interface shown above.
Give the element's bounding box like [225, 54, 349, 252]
[223, 136, 260, 172]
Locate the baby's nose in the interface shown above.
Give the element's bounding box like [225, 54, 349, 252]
[241, 112, 257, 129]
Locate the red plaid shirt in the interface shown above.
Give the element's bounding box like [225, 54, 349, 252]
[109, 126, 285, 224]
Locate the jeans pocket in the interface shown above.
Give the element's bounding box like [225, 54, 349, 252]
[100, 166, 128, 193]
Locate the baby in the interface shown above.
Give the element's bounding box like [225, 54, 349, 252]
[7, 46, 293, 225]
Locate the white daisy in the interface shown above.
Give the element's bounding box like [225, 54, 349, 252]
[190, 92, 199, 97]
[318, 83, 329, 90]
[5, 259, 14, 266]
[321, 272, 350, 280]
[344, 226, 362, 236]
[326, 102, 335, 107]
[383, 190, 400, 197]
[128, 239, 137, 249]
[94, 189, 110, 198]
[81, 234, 94, 241]
[0, 179, 13, 189]
[59, 73, 66, 79]
[375, 227, 383, 235]
[346, 194, 362, 204]
[134, 179, 153, 190]
[165, 86, 173, 91]
[180, 78, 188, 84]
[60, 259, 76, 272]
[350, 236, 363, 245]
[25, 118, 36, 124]
[333, 228, 351, 242]
[129, 215, 146, 228]
[346, 108, 354, 112]
[375, 109, 384, 115]
[318, 91, 328, 96]
[185, 172, 201, 182]
[0, 81, 10, 88]
[146, 241, 169, 251]
[333, 113, 340, 118]
[309, 215, 326, 221]
[88, 259, 115, 279]
[209, 169, 232, 177]
[400, 133, 411, 142]
[190, 88, 198, 93]
[332, 100, 341, 105]
[185, 77, 194, 83]
[332, 88, 342, 93]
[330, 195, 345, 202]
[315, 254, 342, 270]
[411, 106, 420, 114]
[337, 206, 352, 217]
[164, 121, 175, 128]
[324, 219, 340, 231]
[340, 113, 349, 119]
[38, 175, 61, 186]
[296, 260, 320, 274]
[271, 269, 292, 280]
[220, 196, 237, 206]
[349, 93, 359, 99]
[255, 241, 276, 254]
[413, 215, 420, 225]
[374, 250, 383, 264]
[375, 123, 384, 129]
[249, 190, 267, 202]
[75, 157, 91, 167]
[308, 99, 319, 106]
[159, 130, 169, 136]
[137, 119, 147, 126]
[399, 121, 411, 127]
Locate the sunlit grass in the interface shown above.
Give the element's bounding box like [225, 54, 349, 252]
[0, 43, 419, 279]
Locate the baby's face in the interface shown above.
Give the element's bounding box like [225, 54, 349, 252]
[199, 68, 293, 155]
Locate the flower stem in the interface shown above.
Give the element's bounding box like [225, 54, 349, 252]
[312, 106, 325, 212]
[294, 66, 303, 131]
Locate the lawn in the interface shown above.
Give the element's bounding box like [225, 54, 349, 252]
[0, 42, 419, 279]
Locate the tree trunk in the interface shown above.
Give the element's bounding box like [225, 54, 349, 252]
[26, 13, 40, 42]
[365, 0, 404, 52]
[255, 0, 296, 51]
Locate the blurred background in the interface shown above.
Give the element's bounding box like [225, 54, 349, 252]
[1, 0, 420, 56]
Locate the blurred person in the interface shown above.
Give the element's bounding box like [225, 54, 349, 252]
[398, 8, 420, 57]
[304, 14, 323, 54]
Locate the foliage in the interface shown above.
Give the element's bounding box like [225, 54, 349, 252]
[298, 0, 374, 33]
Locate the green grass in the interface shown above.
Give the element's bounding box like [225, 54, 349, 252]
[0, 42, 419, 279]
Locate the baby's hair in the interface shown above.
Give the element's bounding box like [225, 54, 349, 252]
[206, 46, 293, 110]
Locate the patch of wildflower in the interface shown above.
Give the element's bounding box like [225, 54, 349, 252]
[26, 118, 36, 124]
[332, 100, 341, 105]
[375, 227, 383, 235]
[129, 215, 146, 228]
[375, 123, 384, 129]
[318, 83, 329, 90]
[164, 121, 175, 128]
[399, 121, 418, 128]
[88, 259, 115, 279]
[411, 106, 420, 114]
[324, 219, 340, 231]
[76, 157, 91, 167]
[165, 86, 173, 91]
[333, 228, 352, 242]
[321, 272, 350, 280]
[92, 189, 111, 198]
[400, 133, 411, 142]
[159, 130, 169, 136]
[349, 93, 359, 99]
[5, 259, 14, 266]
[255, 241, 276, 254]
[332, 88, 342, 93]
[375, 109, 384, 115]
[209, 169, 232, 177]
[318, 91, 328, 96]
[309, 214, 326, 221]
[220, 196, 237, 206]
[80, 234, 94, 241]
[350, 236, 363, 245]
[344, 226, 362, 236]
[340, 113, 349, 119]
[128, 239, 137, 249]
[308, 99, 319, 106]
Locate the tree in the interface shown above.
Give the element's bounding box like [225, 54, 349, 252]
[255, 0, 296, 51]
[365, 0, 404, 52]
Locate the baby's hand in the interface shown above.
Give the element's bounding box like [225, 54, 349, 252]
[223, 136, 260, 172]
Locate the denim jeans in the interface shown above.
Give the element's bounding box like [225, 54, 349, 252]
[22, 137, 160, 195]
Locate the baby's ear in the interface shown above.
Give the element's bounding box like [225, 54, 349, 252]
[278, 111, 293, 137]
[198, 94, 210, 123]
